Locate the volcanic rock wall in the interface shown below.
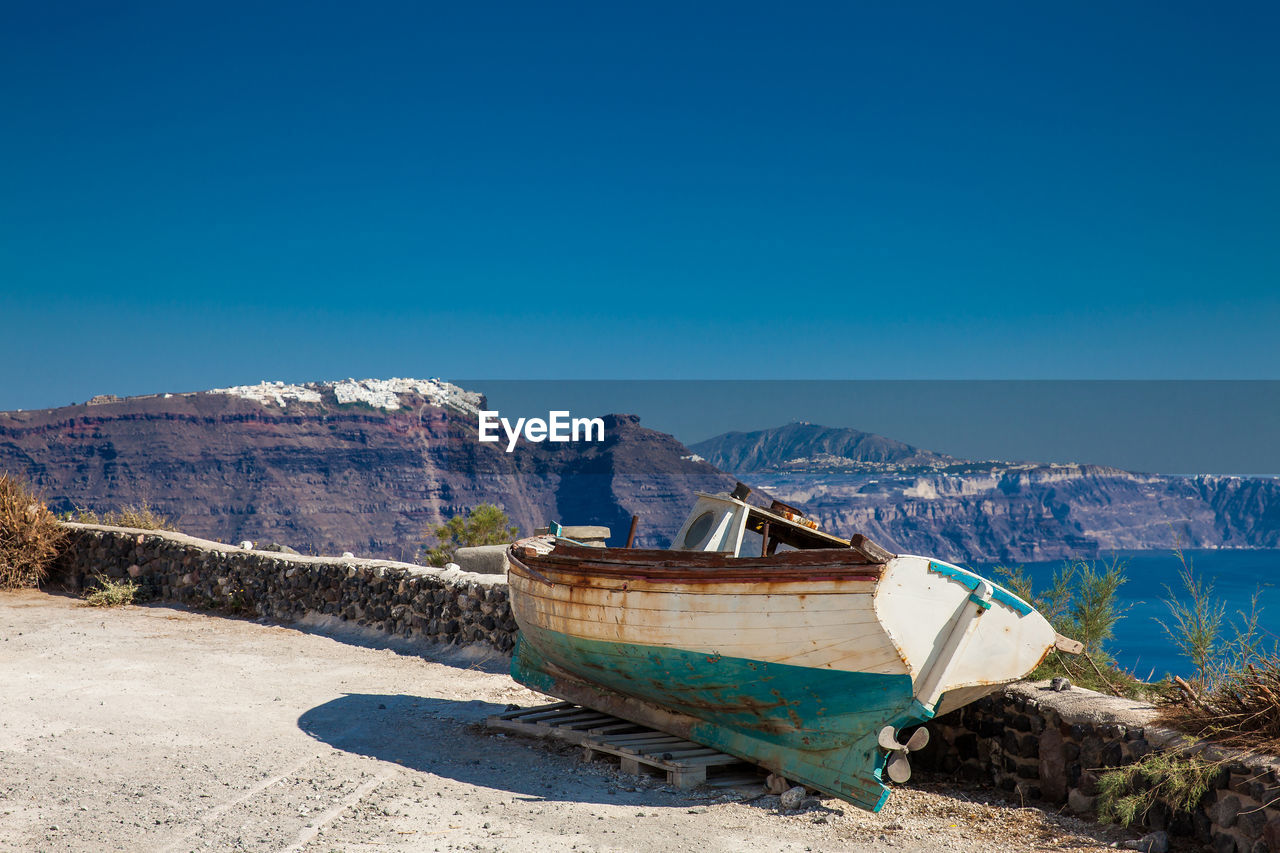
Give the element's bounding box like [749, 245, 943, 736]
[917, 683, 1280, 852]
[51, 523, 517, 652]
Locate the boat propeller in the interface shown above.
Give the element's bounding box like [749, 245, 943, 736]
[877, 725, 930, 783]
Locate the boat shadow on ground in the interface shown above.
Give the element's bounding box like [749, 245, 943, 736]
[297, 692, 820, 812]
[299, 692, 643, 805]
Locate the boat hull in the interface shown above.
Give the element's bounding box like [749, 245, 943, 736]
[512, 628, 923, 811]
[507, 540, 1056, 811]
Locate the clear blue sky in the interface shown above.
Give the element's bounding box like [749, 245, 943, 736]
[3, 2, 1278, 411]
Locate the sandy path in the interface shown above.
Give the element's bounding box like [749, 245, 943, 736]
[0, 591, 1146, 852]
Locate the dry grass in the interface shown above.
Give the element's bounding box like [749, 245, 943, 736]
[1157, 656, 1280, 752]
[107, 503, 176, 531]
[82, 575, 138, 607]
[0, 473, 68, 590]
[68, 502, 177, 531]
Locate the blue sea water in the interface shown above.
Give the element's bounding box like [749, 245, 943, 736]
[971, 550, 1280, 680]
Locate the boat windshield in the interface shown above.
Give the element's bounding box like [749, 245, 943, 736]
[671, 492, 879, 559]
[741, 505, 849, 555]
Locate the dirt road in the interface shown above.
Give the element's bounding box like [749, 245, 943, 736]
[1, 591, 1142, 852]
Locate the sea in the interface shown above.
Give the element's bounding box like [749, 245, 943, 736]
[970, 550, 1280, 680]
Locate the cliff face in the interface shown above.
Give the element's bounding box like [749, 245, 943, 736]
[9, 392, 1278, 565]
[0, 385, 734, 560]
[694, 426, 1280, 562]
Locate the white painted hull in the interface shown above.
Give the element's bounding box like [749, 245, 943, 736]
[509, 548, 1057, 716]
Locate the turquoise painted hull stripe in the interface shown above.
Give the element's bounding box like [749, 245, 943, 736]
[512, 628, 934, 812]
[928, 560, 1033, 615]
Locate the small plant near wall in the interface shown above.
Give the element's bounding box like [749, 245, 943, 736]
[1097, 750, 1219, 828]
[225, 587, 254, 615]
[64, 502, 178, 531]
[107, 502, 177, 531]
[0, 473, 68, 590]
[1158, 547, 1230, 682]
[421, 504, 518, 567]
[82, 575, 138, 607]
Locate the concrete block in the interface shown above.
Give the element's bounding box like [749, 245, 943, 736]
[455, 545, 509, 575]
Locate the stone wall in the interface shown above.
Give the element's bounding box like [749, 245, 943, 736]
[917, 682, 1280, 852]
[50, 523, 518, 653]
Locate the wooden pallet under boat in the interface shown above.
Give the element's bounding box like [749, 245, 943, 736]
[486, 702, 765, 790]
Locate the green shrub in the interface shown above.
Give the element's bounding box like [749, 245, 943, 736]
[61, 507, 101, 524]
[1158, 546, 1269, 685]
[0, 473, 68, 590]
[1097, 751, 1218, 827]
[999, 556, 1129, 662]
[1145, 547, 1280, 749]
[422, 504, 518, 567]
[997, 557, 1139, 696]
[82, 574, 138, 607]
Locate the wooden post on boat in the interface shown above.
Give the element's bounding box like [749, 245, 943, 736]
[625, 515, 639, 548]
[849, 533, 894, 564]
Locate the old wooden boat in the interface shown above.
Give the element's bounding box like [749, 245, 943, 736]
[506, 489, 1079, 812]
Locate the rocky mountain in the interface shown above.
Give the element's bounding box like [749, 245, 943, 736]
[694, 424, 1280, 562]
[0, 380, 735, 561]
[8, 387, 1277, 565]
[692, 422, 955, 474]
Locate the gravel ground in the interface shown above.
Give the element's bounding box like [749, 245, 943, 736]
[1, 590, 1155, 852]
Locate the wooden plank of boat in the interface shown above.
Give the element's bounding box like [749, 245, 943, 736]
[559, 715, 619, 730]
[500, 712, 586, 731]
[486, 705, 616, 745]
[485, 717, 577, 743]
[487, 703, 657, 743]
[667, 754, 748, 767]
